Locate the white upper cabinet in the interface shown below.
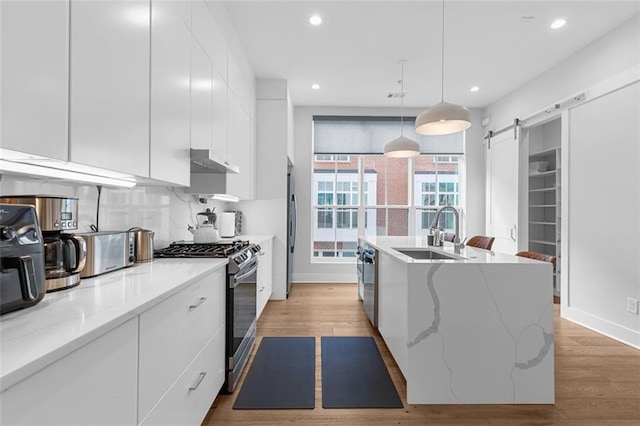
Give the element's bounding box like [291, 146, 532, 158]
[212, 67, 228, 162]
[191, 39, 214, 151]
[191, 0, 227, 81]
[228, 53, 252, 115]
[150, 0, 191, 186]
[0, 0, 69, 160]
[226, 92, 254, 199]
[69, 0, 150, 177]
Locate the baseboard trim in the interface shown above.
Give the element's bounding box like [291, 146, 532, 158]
[562, 306, 640, 350]
[292, 273, 357, 283]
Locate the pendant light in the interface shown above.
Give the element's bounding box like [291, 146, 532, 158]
[415, 0, 471, 135]
[384, 60, 420, 158]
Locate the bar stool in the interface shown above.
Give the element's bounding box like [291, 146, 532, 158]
[443, 232, 456, 243]
[515, 251, 557, 267]
[466, 235, 495, 250]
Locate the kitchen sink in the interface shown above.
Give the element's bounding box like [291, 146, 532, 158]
[393, 248, 460, 260]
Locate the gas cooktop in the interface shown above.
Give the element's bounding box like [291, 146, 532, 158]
[154, 240, 250, 258]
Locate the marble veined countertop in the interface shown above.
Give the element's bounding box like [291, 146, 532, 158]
[0, 258, 227, 392]
[362, 236, 542, 264]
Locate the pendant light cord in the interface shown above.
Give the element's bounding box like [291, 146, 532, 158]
[441, 0, 445, 103]
[399, 60, 406, 136]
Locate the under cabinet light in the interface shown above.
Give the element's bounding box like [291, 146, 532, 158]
[0, 159, 137, 188]
[193, 194, 239, 203]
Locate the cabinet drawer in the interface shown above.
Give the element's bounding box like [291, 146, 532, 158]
[138, 267, 225, 420]
[140, 325, 226, 426]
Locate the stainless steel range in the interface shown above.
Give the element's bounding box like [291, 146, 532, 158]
[155, 240, 261, 393]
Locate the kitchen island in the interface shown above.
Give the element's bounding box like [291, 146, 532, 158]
[362, 236, 554, 404]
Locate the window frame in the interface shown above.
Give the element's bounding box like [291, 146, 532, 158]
[311, 154, 465, 264]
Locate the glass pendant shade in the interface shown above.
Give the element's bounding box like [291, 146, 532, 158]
[415, 101, 471, 135]
[383, 135, 420, 158]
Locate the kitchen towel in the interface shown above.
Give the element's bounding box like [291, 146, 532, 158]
[321, 336, 403, 408]
[233, 336, 315, 409]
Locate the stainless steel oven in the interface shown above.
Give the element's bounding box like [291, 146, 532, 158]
[225, 245, 259, 393]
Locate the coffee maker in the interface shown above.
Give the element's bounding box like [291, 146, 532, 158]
[0, 196, 87, 291]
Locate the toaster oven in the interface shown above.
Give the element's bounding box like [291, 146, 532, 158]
[76, 231, 135, 278]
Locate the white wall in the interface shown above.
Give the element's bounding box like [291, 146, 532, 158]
[0, 175, 226, 249]
[484, 14, 640, 130]
[483, 14, 640, 347]
[293, 106, 485, 283]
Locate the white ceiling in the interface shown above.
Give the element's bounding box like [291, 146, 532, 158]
[223, 0, 640, 108]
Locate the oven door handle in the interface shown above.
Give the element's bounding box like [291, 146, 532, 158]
[230, 262, 258, 288]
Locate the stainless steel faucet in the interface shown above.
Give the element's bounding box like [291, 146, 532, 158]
[429, 206, 463, 254]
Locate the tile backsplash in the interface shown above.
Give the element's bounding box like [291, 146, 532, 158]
[0, 175, 226, 248]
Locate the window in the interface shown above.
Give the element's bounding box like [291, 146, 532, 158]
[415, 155, 460, 233]
[317, 208, 333, 228]
[317, 181, 334, 205]
[312, 155, 462, 260]
[315, 154, 350, 162]
[337, 209, 358, 229]
[434, 156, 458, 163]
[439, 182, 459, 206]
[421, 182, 436, 206]
[336, 181, 358, 205]
[312, 117, 464, 262]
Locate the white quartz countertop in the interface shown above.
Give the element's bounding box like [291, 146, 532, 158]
[0, 258, 227, 392]
[362, 236, 541, 264]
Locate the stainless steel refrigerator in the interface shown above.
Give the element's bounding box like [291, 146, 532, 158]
[286, 172, 296, 297]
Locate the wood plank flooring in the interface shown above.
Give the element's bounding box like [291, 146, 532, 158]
[203, 283, 640, 425]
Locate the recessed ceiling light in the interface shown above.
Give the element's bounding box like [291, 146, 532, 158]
[312, 83, 320, 90]
[551, 18, 566, 29]
[470, 86, 480, 92]
[309, 15, 322, 26]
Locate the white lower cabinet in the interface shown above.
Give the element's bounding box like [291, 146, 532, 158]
[138, 267, 226, 423]
[140, 326, 225, 425]
[256, 238, 273, 318]
[0, 318, 138, 425]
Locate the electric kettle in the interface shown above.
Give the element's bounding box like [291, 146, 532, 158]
[128, 227, 155, 262]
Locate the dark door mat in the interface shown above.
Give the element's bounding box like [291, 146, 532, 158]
[233, 337, 315, 409]
[321, 336, 403, 408]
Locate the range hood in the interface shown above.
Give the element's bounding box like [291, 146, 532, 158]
[190, 148, 239, 174]
[186, 172, 239, 203]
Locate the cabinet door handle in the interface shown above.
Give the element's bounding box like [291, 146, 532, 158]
[259, 286, 265, 292]
[189, 372, 207, 391]
[188, 297, 207, 310]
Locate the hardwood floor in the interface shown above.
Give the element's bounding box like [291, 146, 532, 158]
[203, 283, 640, 425]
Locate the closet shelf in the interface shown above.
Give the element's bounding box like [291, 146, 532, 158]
[530, 147, 559, 158]
[529, 187, 556, 193]
[529, 170, 557, 178]
[530, 239, 557, 246]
